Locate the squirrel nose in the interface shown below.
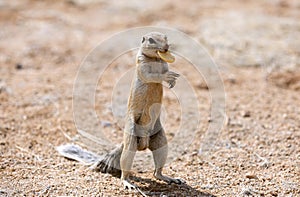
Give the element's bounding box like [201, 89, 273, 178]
[163, 44, 169, 52]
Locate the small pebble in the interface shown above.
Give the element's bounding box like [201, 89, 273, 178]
[245, 173, 258, 179]
[101, 121, 112, 128]
[15, 63, 23, 70]
[242, 111, 251, 117]
[269, 190, 278, 196]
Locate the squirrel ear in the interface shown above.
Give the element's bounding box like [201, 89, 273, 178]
[142, 37, 145, 43]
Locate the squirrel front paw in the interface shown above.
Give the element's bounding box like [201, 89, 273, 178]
[168, 80, 176, 88]
[164, 71, 179, 88]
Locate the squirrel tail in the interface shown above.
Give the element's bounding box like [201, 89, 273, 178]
[56, 144, 100, 164]
[57, 143, 123, 178]
[91, 143, 123, 178]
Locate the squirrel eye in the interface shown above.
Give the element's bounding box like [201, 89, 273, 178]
[148, 38, 156, 44]
[142, 37, 145, 43]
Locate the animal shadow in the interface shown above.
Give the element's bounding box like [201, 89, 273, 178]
[131, 176, 216, 197]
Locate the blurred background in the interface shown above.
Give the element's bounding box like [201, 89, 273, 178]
[0, 0, 299, 196]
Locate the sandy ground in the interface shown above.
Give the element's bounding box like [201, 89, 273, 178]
[0, 0, 299, 196]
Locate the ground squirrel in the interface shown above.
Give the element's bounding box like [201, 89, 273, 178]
[57, 32, 182, 190]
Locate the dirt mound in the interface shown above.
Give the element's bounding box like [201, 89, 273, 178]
[268, 69, 300, 90]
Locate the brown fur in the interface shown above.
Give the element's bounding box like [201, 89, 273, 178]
[93, 32, 182, 189]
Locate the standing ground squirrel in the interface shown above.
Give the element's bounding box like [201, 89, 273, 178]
[57, 32, 182, 190]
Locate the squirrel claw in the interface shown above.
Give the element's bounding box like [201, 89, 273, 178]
[122, 180, 136, 191]
[168, 80, 176, 88]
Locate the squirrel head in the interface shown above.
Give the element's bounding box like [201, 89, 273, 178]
[140, 32, 169, 59]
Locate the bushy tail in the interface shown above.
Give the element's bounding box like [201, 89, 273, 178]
[57, 143, 123, 178]
[92, 144, 123, 177]
[56, 144, 100, 164]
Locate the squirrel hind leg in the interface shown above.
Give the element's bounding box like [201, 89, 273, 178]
[92, 144, 124, 178]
